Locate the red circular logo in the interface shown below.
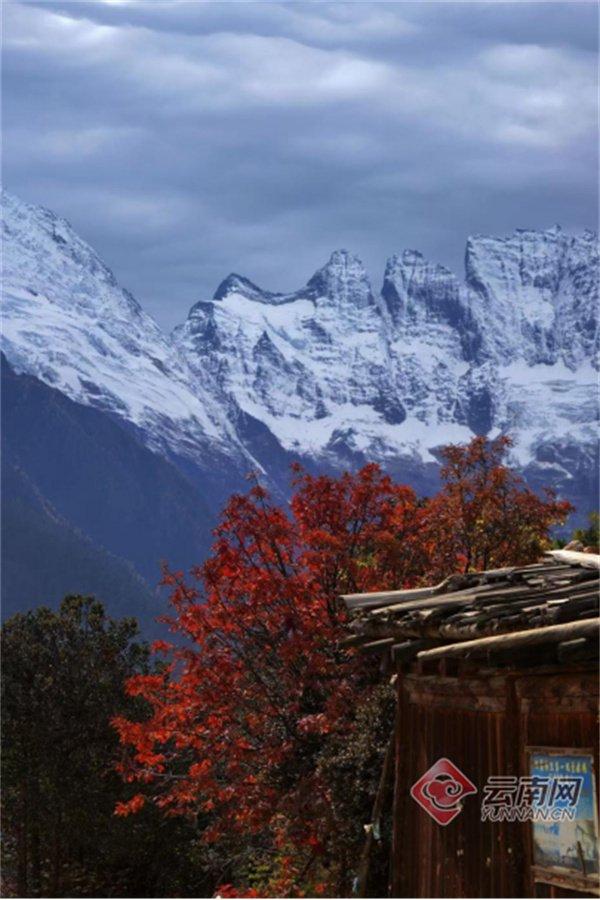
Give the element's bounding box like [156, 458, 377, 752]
[410, 758, 477, 825]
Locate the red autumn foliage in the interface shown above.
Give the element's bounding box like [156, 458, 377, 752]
[216, 886, 261, 898]
[114, 793, 146, 817]
[113, 437, 572, 895]
[114, 465, 426, 834]
[427, 436, 572, 576]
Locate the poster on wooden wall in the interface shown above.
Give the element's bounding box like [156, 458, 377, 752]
[528, 747, 599, 895]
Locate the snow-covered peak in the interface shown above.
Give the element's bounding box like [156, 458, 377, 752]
[382, 249, 469, 327]
[2, 191, 140, 316]
[3, 189, 597, 517]
[306, 249, 375, 308]
[1, 190, 239, 462]
[465, 226, 573, 302]
[175, 247, 388, 460]
[207, 250, 375, 312]
[214, 273, 262, 301]
[213, 272, 301, 305]
[465, 226, 599, 367]
[176, 226, 596, 481]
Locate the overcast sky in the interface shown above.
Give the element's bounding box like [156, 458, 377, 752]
[4, 0, 598, 329]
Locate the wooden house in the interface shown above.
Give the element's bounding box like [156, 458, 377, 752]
[342, 550, 600, 898]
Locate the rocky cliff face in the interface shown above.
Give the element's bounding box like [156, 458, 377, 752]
[175, 229, 598, 497]
[3, 191, 598, 531]
[464, 226, 598, 368]
[176, 250, 395, 466]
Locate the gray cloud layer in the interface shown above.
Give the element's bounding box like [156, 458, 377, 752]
[4, 0, 598, 328]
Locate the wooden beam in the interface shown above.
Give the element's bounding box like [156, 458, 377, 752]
[416, 618, 600, 663]
[341, 585, 437, 611]
[367, 583, 501, 617]
[338, 633, 375, 649]
[546, 550, 600, 570]
[343, 556, 597, 613]
[361, 638, 396, 654]
[342, 571, 502, 611]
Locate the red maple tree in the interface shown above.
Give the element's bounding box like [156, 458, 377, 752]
[114, 465, 427, 891]
[113, 439, 571, 895]
[427, 436, 572, 576]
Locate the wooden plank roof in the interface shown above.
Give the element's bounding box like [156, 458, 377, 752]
[341, 551, 600, 670]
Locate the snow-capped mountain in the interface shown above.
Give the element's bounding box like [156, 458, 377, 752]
[2, 190, 598, 532]
[175, 231, 598, 499]
[2, 191, 249, 474]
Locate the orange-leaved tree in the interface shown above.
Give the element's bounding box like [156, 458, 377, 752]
[427, 435, 572, 576]
[113, 440, 572, 896]
[113, 464, 429, 895]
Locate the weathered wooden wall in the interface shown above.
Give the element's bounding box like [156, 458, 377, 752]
[391, 668, 599, 898]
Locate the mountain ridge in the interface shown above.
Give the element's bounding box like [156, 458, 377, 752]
[175, 220, 597, 478]
[2, 189, 598, 624]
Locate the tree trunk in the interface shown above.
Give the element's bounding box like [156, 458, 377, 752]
[16, 781, 29, 897]
[30, 779, 42, 896]
[50, 811, 62, 897]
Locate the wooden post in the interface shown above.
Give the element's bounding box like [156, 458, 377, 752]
[390, 674, 401, 898]
[355, 730, 395, 897]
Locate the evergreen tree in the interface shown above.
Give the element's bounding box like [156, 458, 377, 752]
[1, 596, 208, 897]
[573, 512, 600, 550]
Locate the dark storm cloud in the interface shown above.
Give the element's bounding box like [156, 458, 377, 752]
[3, 0, 598, 328]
